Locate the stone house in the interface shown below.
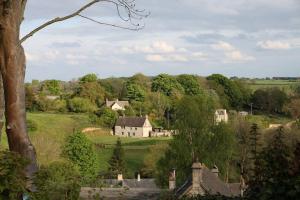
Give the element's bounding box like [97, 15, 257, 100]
[174, 161, 241, 198]
[114, 116, 152, 137]
[106, 99, 129, 111]
[214, 109, 228, 124]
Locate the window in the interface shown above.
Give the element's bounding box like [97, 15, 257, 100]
[135, 127, 137, 130]
[128, 132, 130, 136]
[122, 132, 124, 135]
[133, 133, 135, 136]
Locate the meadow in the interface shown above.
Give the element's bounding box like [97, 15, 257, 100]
[246, 79, 300, 93]
[0, 112, 171, 178]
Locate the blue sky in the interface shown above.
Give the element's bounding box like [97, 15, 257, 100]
[22, 0, 300, 81]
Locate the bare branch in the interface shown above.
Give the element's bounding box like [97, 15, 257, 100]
[20, 0, 149, 43]
[77, 14, 144, 31]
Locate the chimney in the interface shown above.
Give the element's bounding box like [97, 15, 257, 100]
[169, 169, 176, 190]
[211, 165, 219, 177]
[137, 173, 141, 182]
[191, 160, 204, 195]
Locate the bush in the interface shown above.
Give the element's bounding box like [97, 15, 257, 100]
[67, 97, 96, 113]
[31, 161, 81, 200]
[27, 119, 38, 132]
[97, 107, 118, 128]
[62, 132, 98, 184]
[0, 151, 28, 200]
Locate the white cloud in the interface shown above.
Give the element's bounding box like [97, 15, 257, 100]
[211, 41, 235, 51]
[146, 54, 165, 62]
[122, 41, 176, 54]
[257, 40, 291, 50]
[192, 52, 207, 60]
[225, 50, 255, 62]
[146, 54, 188, 62]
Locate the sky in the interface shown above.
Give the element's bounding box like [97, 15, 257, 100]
[22, 0, 300, 82]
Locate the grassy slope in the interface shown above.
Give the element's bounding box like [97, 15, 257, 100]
[247, 79, 299, 93]
[0, 112, 171, 178]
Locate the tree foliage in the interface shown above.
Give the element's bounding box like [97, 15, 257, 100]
[62, 132, 98, 183]
[252, 87, 288, 114]
[67, 97, 96, 113]
[108, 138, 126, 178]
[207, 74, 249, 109]
[177, 74, 203, 95]
[156, 95, 236, 187]
[0, 151, 28, 200]
[79, 73, 98, 83]
[31, 161, 81, 200]
[152, 74, 183, 96]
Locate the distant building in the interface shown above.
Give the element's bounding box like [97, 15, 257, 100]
[45, 95, 59, 100]
[150, 128, 175, 137]
[106, 99, 129, 111]
[175, 161, 241, 198]
[214, 109, 228, 124]
[238, 111, 249, 116]
[114, 116, 152, 137]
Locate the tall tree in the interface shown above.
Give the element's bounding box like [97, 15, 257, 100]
[0, 0, 147, 188]
[108, 138, 126, 178]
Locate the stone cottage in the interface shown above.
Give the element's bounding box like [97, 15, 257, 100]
[214, 109, 228, 124]
[174, 161, 241, 198]
[114, 115, 152, 137]
[106, 99, 129, 111]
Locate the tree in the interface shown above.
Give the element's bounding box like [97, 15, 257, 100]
[177, 74, 203, 95]
[152, 74, 183, 96]
[62, 132, 98, 183]
[245, 127, 300, 199]
[108, 138, 126, 178]
[156, 95, 235, 187]
[41, 80, 62, 95]
[0, 0, 148, 187]
[252, 87, 288, 114]
[125, 82, 146, 102]
[79, 73, 98, 83]
[67, 97, 96, 113]
[207, 74, 245, 109]
[96, 107, 118, 128]
[284, 98, 300, 120]
[31, 161, 81, 200]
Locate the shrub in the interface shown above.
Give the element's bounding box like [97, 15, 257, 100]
[0, 151, 28, 200]
[31, 161, 81, 200]
[62, 132, 98, 184]
[67, 97, 96, 113]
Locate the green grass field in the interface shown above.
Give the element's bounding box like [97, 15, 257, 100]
[246, 79, 300, 93]
[0, 112, 171, 178]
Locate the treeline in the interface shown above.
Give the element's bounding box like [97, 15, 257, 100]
[25, 73, 300, 128]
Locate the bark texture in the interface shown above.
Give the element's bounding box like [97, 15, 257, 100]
[0, 0, 38, 188]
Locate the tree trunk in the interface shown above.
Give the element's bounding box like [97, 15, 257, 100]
[0, 73, 4, 144]
[0, 0, 38, 190]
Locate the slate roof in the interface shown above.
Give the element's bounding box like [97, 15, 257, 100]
[175, 166, 240, 197]
[123, 179, 158, 189]
[115, 116, 147, 127]
[106, 99, 129, 108]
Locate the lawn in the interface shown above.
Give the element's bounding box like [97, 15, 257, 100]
[246, 79, 299, 93]
[0, 112, 171, 178]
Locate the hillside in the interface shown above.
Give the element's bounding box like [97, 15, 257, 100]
[0, 112, 171, 177]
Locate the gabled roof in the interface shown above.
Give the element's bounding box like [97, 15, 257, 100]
[106, 99, 129, 108]
[115, 116, 148, 127]
[175, 166, 240, 197]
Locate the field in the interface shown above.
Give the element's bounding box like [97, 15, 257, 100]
[246, 79, 300, 93]
[0, 112, 171, 178]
